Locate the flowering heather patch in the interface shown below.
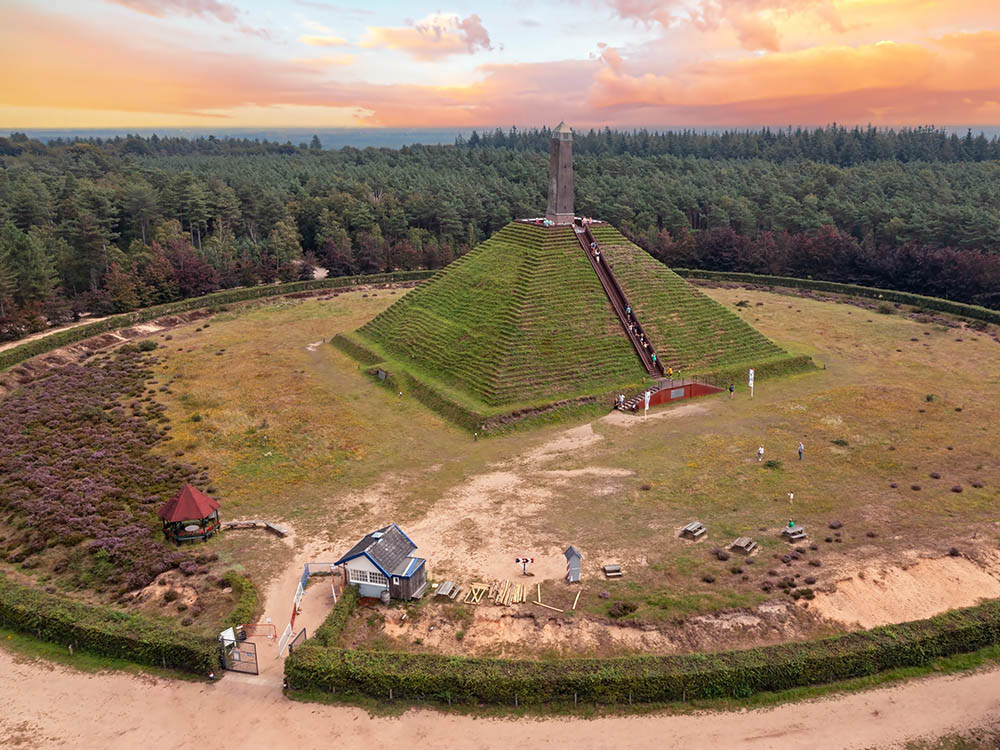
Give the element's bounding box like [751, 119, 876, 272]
[0, 351, 204, 591]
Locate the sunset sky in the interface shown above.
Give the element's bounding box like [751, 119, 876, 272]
[1, 0, 999, 129]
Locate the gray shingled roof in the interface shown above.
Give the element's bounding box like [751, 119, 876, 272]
[369, 525, 414, 576]
[334, 524, 416, 576]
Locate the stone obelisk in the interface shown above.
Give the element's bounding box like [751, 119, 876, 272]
[545, 121, 574, 224]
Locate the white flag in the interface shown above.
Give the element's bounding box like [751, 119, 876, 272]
[644, 390, 651, 410]
[748, 368, 755, 387]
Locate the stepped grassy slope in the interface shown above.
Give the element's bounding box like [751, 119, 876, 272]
[592, 225, 806, 378]
[336, 222, 809, 428]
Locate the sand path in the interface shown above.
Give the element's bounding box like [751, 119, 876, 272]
[1, 647, 999, 749]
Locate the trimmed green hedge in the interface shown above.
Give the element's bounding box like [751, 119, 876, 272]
[0, 572, 218, 674]
[312, 584, 358, 647]
[674, 270, 1000, 325]
[223, 572, 261, 630]
[284, 598, 1000, 704]
[0, 271, 434, 372]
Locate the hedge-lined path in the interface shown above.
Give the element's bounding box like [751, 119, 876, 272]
[238, 523, 342, 685]
[1, 646, 998, 749]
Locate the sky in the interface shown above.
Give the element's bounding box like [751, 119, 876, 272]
[1, 0, 999, 129]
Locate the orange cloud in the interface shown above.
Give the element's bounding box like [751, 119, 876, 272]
[360, 13, 492, 61]
[589, 32, 1000, 124]
[299, 34, 349, 47]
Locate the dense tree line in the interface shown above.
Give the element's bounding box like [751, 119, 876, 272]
[0, 127, 997, 341]
[461, 125, 1000, 165]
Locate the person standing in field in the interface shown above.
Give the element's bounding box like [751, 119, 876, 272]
[798, 441, 804, 460]
[757, 446, 765, 462]
[729, 383, 735, 399]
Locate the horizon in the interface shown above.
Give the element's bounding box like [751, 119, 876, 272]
[7, 125, 1000, 152]
[2, 1, 999, 130]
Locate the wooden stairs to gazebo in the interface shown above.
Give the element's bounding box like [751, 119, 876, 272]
[574, 223, 664, 378]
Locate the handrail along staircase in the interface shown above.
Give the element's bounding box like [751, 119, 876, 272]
[574, 223, 665, 381]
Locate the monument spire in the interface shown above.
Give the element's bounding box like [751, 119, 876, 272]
[546, 121, 574, 224]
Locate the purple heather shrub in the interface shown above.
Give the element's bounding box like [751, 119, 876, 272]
[0, 351, 210, 590]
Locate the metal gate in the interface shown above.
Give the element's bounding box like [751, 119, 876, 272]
[287, 628, 307, 656]
[221, 638, 259, 675]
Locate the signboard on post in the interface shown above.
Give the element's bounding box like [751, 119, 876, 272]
[748, 368, 755, 398]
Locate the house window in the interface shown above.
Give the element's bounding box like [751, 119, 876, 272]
[349, 568, 388, 587]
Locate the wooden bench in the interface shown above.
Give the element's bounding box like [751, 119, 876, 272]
[781, 527, 808, 542]
[435, 581, 455, 598]
[681, 521, 707, 540]
[730, 537, 758, 555]
[603, 564, 623, 579]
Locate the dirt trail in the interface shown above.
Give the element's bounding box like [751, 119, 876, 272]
[1, 647, 999, 749]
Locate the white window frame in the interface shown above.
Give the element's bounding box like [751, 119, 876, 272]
[349, 567, 388, 587]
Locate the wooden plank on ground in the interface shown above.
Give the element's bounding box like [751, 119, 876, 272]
[572, 590, 581, 611]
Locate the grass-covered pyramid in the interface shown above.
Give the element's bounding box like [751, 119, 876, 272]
[333, 221, 809, 430]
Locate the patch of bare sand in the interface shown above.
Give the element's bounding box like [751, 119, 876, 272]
[515, 423, 602, 464]
[601, 401, 707, 427]
[325, 421, 632, 585]
[381, 599, 813, 658]
[810, 555, 1000, 629]
[4, 645, 1000, 750]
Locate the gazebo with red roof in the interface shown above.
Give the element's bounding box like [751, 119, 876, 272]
[158, 484, 221, 544]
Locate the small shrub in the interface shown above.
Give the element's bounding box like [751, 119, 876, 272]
[163, 589, 180, 602]
[876, 302, 894, 315]
[763, 459, 783, 470]
[138, 340, 158, 352]
[911, 484, 922, 491]
[609, 601, 639, 618]
[866, 531, 877, 538]
[734, 300, 751, 308]
[176, 603, 188, 612]
[804, 576, 817, 585]
[929, 472, 941, 479]
[715, 549, 731, 561]
[831, 438, 849, 447]
[949, 547, 961, 557]
[951, 485, 963, 493]
[971, 480, 984, 488]
[829, 521, 843, 529]
[730, 566, 743, 575]
[925, 394, 935, 402]
[809, 559, 822, 567]
[760, 581, 773, 592]
[889, 482, 898, 488]
[701, 575, 716, 584]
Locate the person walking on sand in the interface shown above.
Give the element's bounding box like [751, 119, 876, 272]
[788, 491, 794, 504]
[757, 446, 765, 462]
[729, 383, 735, 399]
[798, 441, 804, 460]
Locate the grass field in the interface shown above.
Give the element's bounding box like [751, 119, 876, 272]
[145, 284, 1000, 647]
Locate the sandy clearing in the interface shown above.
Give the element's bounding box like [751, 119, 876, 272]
[2, 647, 999, 750]
[601, 401, 708, 427]
[380, 599, 813, 658]
[326, 420, 631, 584]
[810, 556, 1000, 629]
